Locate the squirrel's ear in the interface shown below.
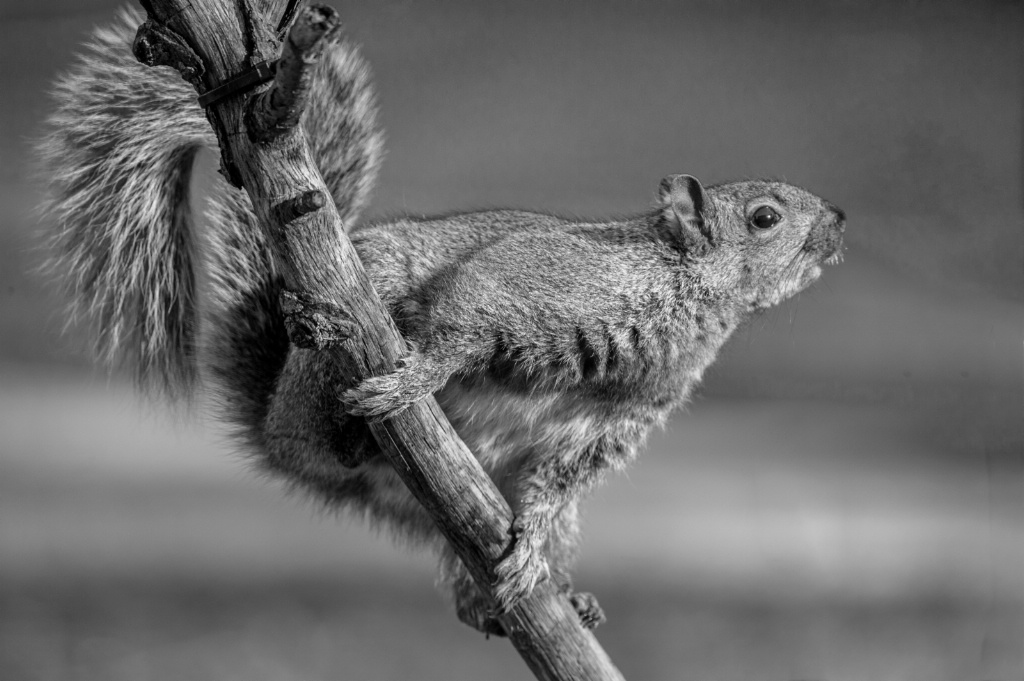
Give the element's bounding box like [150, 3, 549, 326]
[658, 174, 712, 257]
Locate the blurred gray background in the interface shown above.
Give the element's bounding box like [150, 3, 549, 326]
[1, 1, 1021, 680]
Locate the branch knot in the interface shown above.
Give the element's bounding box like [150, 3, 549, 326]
[132, 20, 205, 88]
[280, 290, 356, 350]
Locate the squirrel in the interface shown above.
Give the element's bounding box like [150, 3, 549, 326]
[39, 9, 845, 636]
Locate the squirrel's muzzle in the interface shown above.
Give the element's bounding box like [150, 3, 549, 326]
[803, 202, 845, 263]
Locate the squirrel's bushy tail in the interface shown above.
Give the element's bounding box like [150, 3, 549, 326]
[40, 9, 210, 398]
[39, 8, 383, 425]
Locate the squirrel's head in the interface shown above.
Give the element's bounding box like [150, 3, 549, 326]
[657, 175, 845, 311]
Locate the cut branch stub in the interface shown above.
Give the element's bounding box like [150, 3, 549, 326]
[247, 3, 340, 143]
[273, 189, 326, 224]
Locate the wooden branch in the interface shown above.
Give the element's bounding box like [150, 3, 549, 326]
[246, 4, 338, 143]
[280, 288, 356, 350]
[135, 3, 626, 680]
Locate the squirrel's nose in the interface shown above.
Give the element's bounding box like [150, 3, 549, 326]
[825, 201, 846, 230]
[803, 202, 845, 261]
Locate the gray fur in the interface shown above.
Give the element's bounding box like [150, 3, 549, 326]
[38, 8, 383, 399]
[342, 184, 844, 613]
[39, 10, 844, 635]
[39, 9, 210, 398]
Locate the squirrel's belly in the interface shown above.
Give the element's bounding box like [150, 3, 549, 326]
[434, 376, 661, 479]
[436, 380, 570, 466]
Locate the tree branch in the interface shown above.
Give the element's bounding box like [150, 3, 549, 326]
[246, 4, 338, 142]
[136, 3, 626, 679]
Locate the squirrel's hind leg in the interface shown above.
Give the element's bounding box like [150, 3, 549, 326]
[546, 501, 606, 630]
[261, 350, 380, 493]
[492, 430, 636, 612]
[442, 499, 605, 635]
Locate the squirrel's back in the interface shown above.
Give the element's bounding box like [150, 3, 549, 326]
[353, 209, 572, 318]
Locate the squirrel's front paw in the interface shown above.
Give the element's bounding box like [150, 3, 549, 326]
[492, 517, 551, 612]
[342, 374, 410, 420]
[342, 355, 433, 421]
[342, 352, 454, 421]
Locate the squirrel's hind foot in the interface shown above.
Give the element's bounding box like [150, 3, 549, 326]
[569, 591, 606, 629]
[456, 588, 603, 636]
[492, 516, 552, 612]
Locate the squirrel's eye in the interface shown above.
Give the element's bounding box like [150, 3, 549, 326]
[750, 206, 782, 230]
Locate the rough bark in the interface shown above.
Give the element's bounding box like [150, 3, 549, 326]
[134, 2, 626, 680]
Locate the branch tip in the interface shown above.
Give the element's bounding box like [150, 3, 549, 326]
[290, 4, 341, 51]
